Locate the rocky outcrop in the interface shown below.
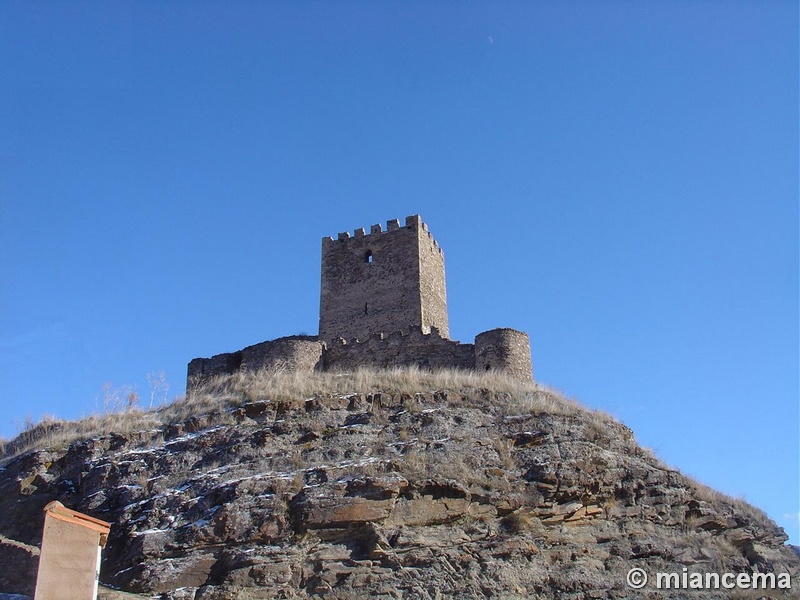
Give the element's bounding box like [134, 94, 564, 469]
[0, 382, 797, 598]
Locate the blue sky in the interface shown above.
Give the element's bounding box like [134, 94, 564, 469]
[1, 2, 797, 543]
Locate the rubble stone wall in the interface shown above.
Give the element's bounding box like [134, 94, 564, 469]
[188, 337, 323, 386]
[475, 328, 534, 382]
[241, 336, 323, 373]
[322, 327, 474, 372]
[188, 328, 533, 386]
[187, 352, 243, 384]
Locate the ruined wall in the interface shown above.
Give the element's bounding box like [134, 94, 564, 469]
[319, 215, 449, 343]
[187, 352, 242, 385]
[187, 328, 533, 388]
[474, 328, 533, 381]
[323, 327, 474, 372]
[188, 336, 323, 385]
[240, 336, 323, 373]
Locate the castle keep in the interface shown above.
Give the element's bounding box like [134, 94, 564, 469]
[187, 215, 532, 384]
[320, 215, 448, 343]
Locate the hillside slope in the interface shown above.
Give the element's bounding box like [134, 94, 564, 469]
[0, 369, 797, 599]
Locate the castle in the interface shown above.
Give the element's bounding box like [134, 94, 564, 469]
[187, 215, 533, 385]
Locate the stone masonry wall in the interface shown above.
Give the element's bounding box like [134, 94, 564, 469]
[319, 215, 449, 343]
[187, 352, 242, 385]
[323, 327, 474, 372]
[188, 336, 323, 385]
[474, 328, 533, 382]
[187, 328, 534, 387]
[241, 336, 323, 373]
[417, 218, 449, 339]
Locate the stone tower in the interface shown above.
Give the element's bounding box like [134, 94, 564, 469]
[319, 215, 449, 343]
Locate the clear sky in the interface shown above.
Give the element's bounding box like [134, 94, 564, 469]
[1, 2, 797, 543]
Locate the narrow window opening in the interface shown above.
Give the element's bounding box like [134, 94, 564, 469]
[365, 250, 373, 264]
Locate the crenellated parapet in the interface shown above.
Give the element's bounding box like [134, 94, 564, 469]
[325, 215, 443, 256]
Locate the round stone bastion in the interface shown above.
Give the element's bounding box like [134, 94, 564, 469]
[474, 328, 533, 381]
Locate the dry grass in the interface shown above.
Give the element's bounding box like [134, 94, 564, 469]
[188, 365, 539, 407]
[689, 477, 770, 523]
[1, 366, 598, 463]
[179, 365, 582, 426]
[1, 410, 162, 462]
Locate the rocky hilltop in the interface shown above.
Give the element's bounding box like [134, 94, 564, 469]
[0, 369, 797, 599]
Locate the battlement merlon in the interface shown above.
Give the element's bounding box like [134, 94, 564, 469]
[322, 215, 439, 247]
